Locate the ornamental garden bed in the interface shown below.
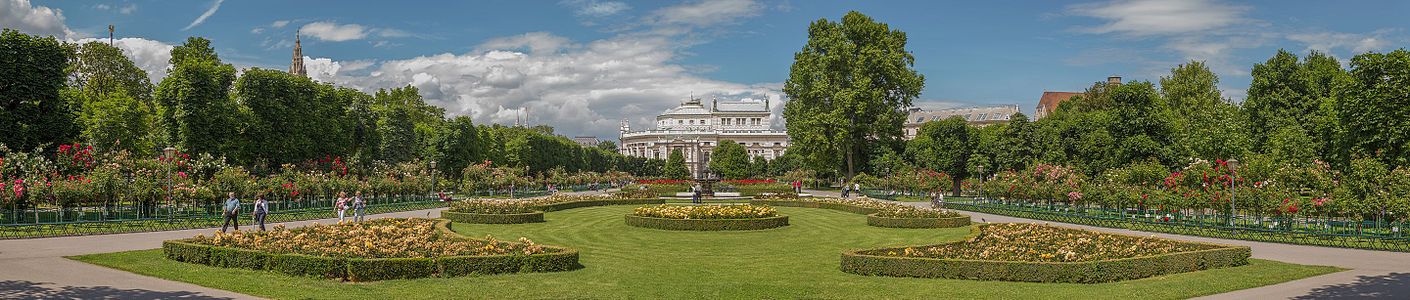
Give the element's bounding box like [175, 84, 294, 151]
[624, 204, 789, 231]
[841, 223, 1250, 283]
[753, 198, 970, 228]
[446, 194, 665, 224]
[162, 218, 578, 281]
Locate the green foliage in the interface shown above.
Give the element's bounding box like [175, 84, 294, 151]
[907, 117, 977, 195]
[866, 214, 970, 228]
[708, 140, 750, 179]
[783, 11, 924, 180]
[0, 29, 81, 151]
[155, 37, 239, 159]
[662, 149, 690, 179]
[236, 68, 353, 167]
[842, 243, 1250, 283]
[442, 210, 545, 224]
[1337, 49, 1410, 168]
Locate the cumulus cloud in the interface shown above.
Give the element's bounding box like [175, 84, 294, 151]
[1286, 30, 1395, 55]
[300, 21, 367, 41]
[271, 20, 289, 28]
[183, 0, 224, 31]
[1, 0, 79, 39]
[1066, 0, 1249, 37]
[307, 32, 783, 139]
[561, 0, 630, 17]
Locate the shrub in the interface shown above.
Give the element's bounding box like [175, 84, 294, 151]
[442, 211, 545, 224]
[448, 199, 536, 214]
[867, 214, 970, 228]
[624, 214, 790, 231]
[631, 204, 777, 220]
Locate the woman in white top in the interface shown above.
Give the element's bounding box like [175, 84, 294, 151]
[335, 191, 348, 223]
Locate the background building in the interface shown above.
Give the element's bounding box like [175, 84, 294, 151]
[903, 104, 1020, 139]
[619, 97, 789, 178]
[1035, 76, 1120, 119]
[572, 136, 599, 147]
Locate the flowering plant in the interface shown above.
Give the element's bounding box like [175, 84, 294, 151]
[871, 223, 1215, 262]
[632, 204, 777, 220]
[186, 218, 552, 258]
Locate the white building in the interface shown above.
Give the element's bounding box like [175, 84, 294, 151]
[903, 104, 1020, 139]
[619, 97, 790, 178]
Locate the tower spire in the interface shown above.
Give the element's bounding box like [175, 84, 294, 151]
[289, 31, 307, 77]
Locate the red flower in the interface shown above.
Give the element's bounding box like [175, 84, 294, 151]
[178, 171, 187, 178]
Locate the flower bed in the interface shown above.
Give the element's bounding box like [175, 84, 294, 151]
[841, 223, 1250, 283]
[444, 195, 665, 224]
[625, 204, 789, 231]
[752, 198, 971, 228]
[162, 218, 579, 281]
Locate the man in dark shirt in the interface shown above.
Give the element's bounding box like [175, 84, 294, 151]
[221, 192, 240, 233]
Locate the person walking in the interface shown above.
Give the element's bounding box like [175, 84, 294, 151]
[691, 184, 701, 204]
[335, 191, 349, 223]
[221, 192, 240, 233]
[352, 191, 366, 222]
[854, 182, 862, 198]
[252, 195, 269, 231]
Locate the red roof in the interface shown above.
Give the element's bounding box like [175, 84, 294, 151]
[1036, 92, 1082, 116]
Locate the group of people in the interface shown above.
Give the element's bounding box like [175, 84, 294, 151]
[218, 190, 367, 233]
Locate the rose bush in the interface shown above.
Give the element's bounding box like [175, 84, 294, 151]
[632, 204, 778, 220]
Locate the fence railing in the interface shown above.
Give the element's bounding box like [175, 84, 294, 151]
[935, 197, 1410, 252]
[0, 194, 444, 239]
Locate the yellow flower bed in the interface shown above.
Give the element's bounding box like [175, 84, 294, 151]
[632, 204, 778, 220]
[874, 223, 1216, 262]
[188, 218, 550, 259]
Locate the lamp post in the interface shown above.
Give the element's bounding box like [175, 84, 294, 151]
[1227, 159, 1240, 227]
[976, 165, 986, 201]
[429, 160, 437, 201]
[163, 147, 176, 219]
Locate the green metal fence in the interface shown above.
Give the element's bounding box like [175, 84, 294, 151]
[938, 197, 1410, 252]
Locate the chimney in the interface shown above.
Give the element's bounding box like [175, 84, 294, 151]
[1107, 76, 1122, 86]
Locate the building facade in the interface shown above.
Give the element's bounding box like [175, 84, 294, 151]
[619, 97, 789, 178]
[903, 104, 1020, 139]
[1035, 76, 1120, 120]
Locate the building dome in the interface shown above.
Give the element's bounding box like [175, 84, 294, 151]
[659, 100, 711, 117]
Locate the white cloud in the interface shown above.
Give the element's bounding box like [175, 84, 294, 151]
[75, 37, 175, 83]
[300, 21, 367, 42]
[1286, 30, 1395, 55]
[307, 32, 782, 139]
[647, 0, 763, 28]
[1, 0, 79, 39]
[271, 20, 289, 28]
[183, 0, 224, 31]
[561, 0, 630, 17]
[1067, 0, 1249, 37]
[118, 4, 136, 14]
[375, 28, 412, 38]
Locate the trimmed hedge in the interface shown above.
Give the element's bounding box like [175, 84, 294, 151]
[751, 200, 878, 214]
[839, 226, 1250, 283]
[537, 198, 665, 212]
[161, 220, 581, 281]
[442, 211, 545, 224]
[867, 214, 971, 229]
[624, 214, 790, 231]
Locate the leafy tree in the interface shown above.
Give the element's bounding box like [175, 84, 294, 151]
[155, 37, 240, 158]
[783, 11, 924, 181]
[67, 41, 159, 155]
[0, 29, 81, 151]
[1160, 60, 1249, 161]
[662, 149, 690, 180]
[431, 116, 481, 178]
[1337, 49, 1410, 168]
[377, 104, 418, 163]
[236, 68, 352, 167]
[993, 112, 1035, 172]
[708, 140, 750, 179]
[596, 140, 618, 152]
[906, 117, 976, 196]
[1244, 50, 1346, 157]
[69, 41, 153, 102]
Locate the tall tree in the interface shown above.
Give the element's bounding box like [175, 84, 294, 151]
[1337, 49, 1410, 168]
[431, 116, 481, 178]
[67, 41, 158, 155]
[906, 117, 976, 196]
[155, 37, 240, 157]
[783, 11, 924, 181]
[236, 68, 352, 166]
[0, 29, 80, 151]
[1243, 50, 1345, 157]
[708, 140, 750, 179]
[662, 149, 690, 180]
[1160, 60, 1248, 160]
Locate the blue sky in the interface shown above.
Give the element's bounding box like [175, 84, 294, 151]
[5, 0, 1408, 139]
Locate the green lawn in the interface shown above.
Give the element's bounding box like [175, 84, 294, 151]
[71, 206, 1342, 299]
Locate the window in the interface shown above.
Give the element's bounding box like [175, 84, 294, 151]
[689, 120, 695, 124]
[978, 113, 987, 120]
[916, 117, 924, 123]
[930, 116, 939, 121]
[723, 119, 730, 125]
[677, 120, 683, 124]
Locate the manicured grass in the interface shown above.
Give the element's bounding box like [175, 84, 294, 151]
[71, 206, 1341, 299]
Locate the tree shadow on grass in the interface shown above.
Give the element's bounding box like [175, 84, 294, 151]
[0, 280, 234, 299]
[1294, 272, 1410, 299]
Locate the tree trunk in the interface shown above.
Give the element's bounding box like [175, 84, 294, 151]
[951, 177, 962, 197]
[845, 148, 855, 182]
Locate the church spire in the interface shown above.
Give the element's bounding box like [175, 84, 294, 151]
[289, 31, 307, 77]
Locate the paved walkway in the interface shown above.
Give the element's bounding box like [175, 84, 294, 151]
[810, 190, 1410, 299]
[0, 189, 616, 300]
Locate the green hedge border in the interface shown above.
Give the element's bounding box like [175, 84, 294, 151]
[441, 211, 545, 224]
[537, 198, 665, 212]
[839, 224, 1251, 283]
[162, 219, 580, 281]
[623, 214, 790, 231]
[866, 214, 970, 228]
[750, 200, 878, 214]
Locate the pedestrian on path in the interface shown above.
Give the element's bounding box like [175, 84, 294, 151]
[335, 191, 349, 223]
[352, 191, 366, 222]
[221, 192, 240, 233]
[252, 195, 268, 231]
